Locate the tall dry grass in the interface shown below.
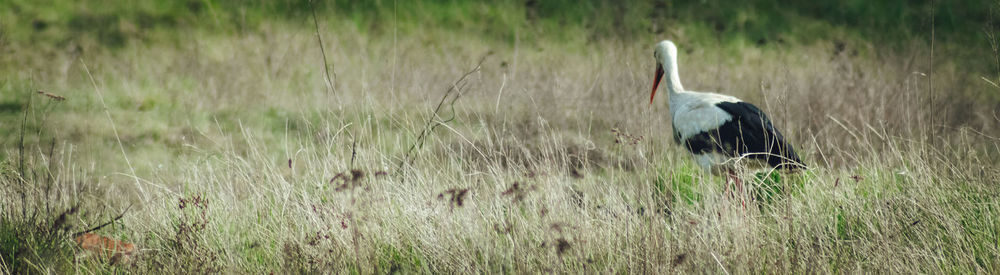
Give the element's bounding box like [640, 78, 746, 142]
[2, 20, 1000, 273]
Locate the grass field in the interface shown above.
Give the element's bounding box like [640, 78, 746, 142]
[3, 0, 1000, 273]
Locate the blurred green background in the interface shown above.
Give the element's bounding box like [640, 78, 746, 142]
[2, 0, 994, 51]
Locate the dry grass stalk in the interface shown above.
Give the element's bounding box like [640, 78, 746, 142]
[36, 90, 66, 101]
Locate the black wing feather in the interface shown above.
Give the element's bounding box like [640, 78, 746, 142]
[683, 101, 804, 169]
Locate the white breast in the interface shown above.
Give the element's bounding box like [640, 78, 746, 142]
[670, 91, 741, 141]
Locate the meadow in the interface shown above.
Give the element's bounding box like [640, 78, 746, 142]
[2, 0, 1000, 273]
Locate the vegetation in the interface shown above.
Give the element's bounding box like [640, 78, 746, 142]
[2, 0, 999, 273]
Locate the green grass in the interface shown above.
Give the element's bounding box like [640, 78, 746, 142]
[2, 0, 1000, 273]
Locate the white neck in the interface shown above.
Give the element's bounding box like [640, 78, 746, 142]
[660, 52, 685, 95]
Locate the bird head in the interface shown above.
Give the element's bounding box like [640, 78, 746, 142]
[650, 40, 678, 104]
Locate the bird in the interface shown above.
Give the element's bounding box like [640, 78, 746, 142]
[649, 40, 805, 189]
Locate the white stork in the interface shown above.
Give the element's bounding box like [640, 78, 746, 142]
[650, 40, 805, 188]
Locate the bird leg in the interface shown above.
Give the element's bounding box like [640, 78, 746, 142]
[726, 169, 740, 193]
[727, 169, 746, 208]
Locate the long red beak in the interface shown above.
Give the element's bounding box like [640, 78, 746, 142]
[650, 64, 664, 104]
